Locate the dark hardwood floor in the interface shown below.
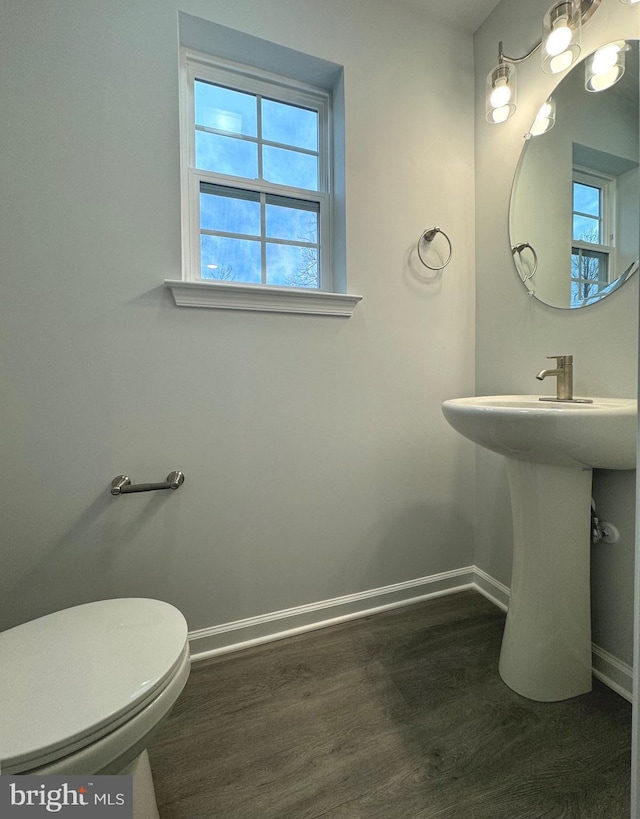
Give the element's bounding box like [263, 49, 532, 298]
[148, 590, 631, 818]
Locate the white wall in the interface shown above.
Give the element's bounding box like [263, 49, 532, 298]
[0, 0, 476, 633]
[474, 0, 639, 664]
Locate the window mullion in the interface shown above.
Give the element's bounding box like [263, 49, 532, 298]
[201, 228, 261, 241]
[257, 94, 264, 183]
[260, 138, 319, 159]
[195, 124, 258, 145]
[260, 192, 267, 284]
[257, 96, 267, 285]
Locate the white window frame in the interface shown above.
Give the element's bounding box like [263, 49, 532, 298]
[165, 49, 361, 316]
[570, 167, 617, 306]
[571, 167, 616, 266]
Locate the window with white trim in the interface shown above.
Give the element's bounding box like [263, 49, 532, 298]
[571, 168, 616, 307]
[181, 51, 333, 292]
[168, 33, 358, 317]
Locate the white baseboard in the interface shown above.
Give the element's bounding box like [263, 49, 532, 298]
[188, 566, 476, 661]
[472, 569, 633, 701]
[592, 644, 633, 702]
[473, 566, 510, 611]
[188, 566, 633, 702]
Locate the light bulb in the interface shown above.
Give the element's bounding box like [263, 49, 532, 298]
[588, 66, 623, 90]
[490, 78, 512, 108]
[591, 44, 621, 74]
[491, 105, 510, 123]
[586, 41, 626, 91]
[530, 117, 551, 135]
[486, 62, 516, 124]
[537, 101, 553, 119]
[549, 50, 574, 73]
[541, 1, 581, 74]
[528, 99, 556, 136]
[545, 20, 572, 56]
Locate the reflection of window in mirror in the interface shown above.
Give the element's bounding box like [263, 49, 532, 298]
[571, 167, 615, 307]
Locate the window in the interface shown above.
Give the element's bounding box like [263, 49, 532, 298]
[571, 168, 615, 307]
[166, 48, 360, 316]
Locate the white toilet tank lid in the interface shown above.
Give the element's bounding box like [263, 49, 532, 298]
[0, 598, 188, 772]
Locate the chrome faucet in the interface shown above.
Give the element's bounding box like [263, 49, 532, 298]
[536, 354, 573, 401]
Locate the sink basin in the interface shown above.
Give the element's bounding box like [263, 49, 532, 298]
[442, 393, 637, 702]
[442, 395, 636, 470]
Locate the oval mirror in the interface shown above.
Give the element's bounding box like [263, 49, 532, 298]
[509, 39, 639, 309]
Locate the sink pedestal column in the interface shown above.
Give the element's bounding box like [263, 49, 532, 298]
[499, 459, 593, 701]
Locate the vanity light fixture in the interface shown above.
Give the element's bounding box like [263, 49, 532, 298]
[486, 60, 517, 123]
[486, 0, 600, 124]
[528, 97, 556, 136]
[541, 0, 582, 74]
[585, 41, 627, 91]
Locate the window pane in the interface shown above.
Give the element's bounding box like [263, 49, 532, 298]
[573, 214, 600, 243]
[266, 243, 318, 288]
[263, 146, 318, 190]
[195, 81, 257, 137]
[266, 201, 318, 242]
[200, 235, 261, 283]
[571, 270, 608, 305]
[582, 249, 608, 281]
[196, 131, 258, 179]
[572, 249, 608, 281]
[200, 186, 260, 236]
[571, 280, 596, 306]
[571, 253, 580, 278]
[573, 182, 600, 216]
[262, 99, 318, 151]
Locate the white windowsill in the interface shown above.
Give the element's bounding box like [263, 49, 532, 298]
[164, 279, 362, 317]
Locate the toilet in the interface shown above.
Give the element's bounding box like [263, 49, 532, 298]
[0, 598, 190, 818]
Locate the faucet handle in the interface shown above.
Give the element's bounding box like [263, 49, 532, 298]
[547, 354, 573, 364]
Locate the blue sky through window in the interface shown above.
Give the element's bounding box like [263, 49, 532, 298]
[266, 202, 317, 242]
[572, 182, 601, 243]
[267, 244, 318, 287]
[194, 83, 319, 191]
[262, 98, 317, 151]
[263, 145, 317, 190]
[201, 234, 261, 282]
[196, 131, 258, 179]
[573, 182, 599, 216]
[195, 81, 257, 136]
[193, 74, 323, 288]
[200, 189, 260, 235]
[199, 184, 319, 286]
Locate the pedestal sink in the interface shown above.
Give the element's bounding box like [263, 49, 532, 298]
[442, 395, 637, 701]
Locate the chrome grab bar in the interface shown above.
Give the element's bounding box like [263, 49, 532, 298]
[111, 471, 185, 496]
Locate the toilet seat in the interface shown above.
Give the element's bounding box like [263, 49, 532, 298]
[0, 598, 189, 774]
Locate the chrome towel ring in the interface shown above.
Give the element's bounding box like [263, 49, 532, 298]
[417, 226, 453, 270]
[511, 242, 538, 283]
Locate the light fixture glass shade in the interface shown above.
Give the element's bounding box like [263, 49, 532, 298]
[619, 0, 640, 4]
[486, 62, 517, 124]
[585, 41, 626, 91]
[528, 98, 556, 136]
[542, 0, 581, 74]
